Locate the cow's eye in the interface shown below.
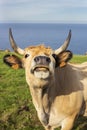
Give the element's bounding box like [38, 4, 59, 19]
[25, 54, 30, 58]
[52, 54, 57, 59]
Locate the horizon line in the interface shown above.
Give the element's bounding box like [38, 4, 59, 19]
[0, 21, 87, 24]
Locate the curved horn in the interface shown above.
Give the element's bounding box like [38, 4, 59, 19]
[55, 30, 71, 55]
[9, 28, 24, 55]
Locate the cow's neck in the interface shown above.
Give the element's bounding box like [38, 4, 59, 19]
[29, 84, 50, 126]
[30, 86, 44, 111]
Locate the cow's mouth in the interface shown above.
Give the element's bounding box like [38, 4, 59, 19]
[34, 65, 49, 72]
[31, 65, 50, 79]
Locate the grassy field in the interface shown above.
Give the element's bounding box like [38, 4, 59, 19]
[0, 51, 87, 130]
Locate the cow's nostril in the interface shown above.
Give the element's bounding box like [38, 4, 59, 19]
[34, 57, 40, 62]
[46, 57, 51, 63]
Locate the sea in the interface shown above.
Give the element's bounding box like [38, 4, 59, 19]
[0, 23, 87, 55]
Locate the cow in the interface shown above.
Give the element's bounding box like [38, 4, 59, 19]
[3, 28, 87, 130]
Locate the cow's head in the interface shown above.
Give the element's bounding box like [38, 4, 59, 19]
[3, 28, 72, 87]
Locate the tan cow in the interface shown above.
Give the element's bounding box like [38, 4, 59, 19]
[3, 29, 87, 130]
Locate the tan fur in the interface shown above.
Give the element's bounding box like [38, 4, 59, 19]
[4, 44, 87, 130]
[25, 45, 53, 56]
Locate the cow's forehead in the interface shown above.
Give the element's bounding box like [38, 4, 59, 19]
[24, 45, 53, 55]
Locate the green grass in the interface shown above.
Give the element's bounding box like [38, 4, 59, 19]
[0, 51, 87, 130]
[71, 55, 87, 64]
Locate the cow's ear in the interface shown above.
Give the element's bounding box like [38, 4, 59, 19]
[57, 50, 73, 68]
[3, 54, 23, 69]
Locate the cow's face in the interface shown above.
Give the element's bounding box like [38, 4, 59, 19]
[23, 45, 56, 80]
[3, 28, 72, 87]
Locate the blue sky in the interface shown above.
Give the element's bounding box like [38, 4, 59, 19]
[0, 0, 87, 23]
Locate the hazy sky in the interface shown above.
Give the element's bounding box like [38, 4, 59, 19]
[0, 0, 87, 23]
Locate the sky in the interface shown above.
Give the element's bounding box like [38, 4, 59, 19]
[0, 0, 87, 23]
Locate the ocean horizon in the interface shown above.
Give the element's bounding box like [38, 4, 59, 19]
[0, 23, 87, 54]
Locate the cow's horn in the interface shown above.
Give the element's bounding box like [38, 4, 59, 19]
[55, 30, 71, 55]
[9, 28, 24, 55]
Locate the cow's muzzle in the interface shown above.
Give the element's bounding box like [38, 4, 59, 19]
[34, 56, 51, 66]
[31, 56, 51, 79]
[31, 56, 50, 73]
